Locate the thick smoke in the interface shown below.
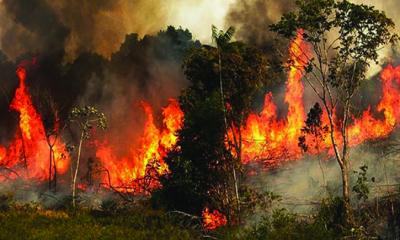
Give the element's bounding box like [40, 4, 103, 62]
[0, 0, 201, 160]
[226, 0, 295, 49]
[47, 0, 171, 62]
[0, 0, 169, 61]
[78, 29, 200, 155]
[1, 0, 68, 59]
[0, 0, 231, 62]
[225, 0, 297, 101]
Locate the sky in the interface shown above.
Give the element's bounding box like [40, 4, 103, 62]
[165, 0, 236, 43]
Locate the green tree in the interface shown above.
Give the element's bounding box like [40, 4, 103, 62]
[69, 106, 107, 207]
[271, 0, 398, 224]
[157, 33, 270, 223]
[211, 25, 235, 130]
[211, 25, 240, 215]
[298, 103, 329, 187]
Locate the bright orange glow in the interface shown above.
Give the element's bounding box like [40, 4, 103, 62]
[96, 98, 184, 192]
[0, 65, 70, 180]
[0, 146, 6, 163]
[236, 30, 400, 165]
[346, 65, 400, 146]
[202, 208, 227, 230]
[234, 29, 309, 164]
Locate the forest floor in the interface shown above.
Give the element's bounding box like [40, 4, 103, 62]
[0, 205, 202, 240]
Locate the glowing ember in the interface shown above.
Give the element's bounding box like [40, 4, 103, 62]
[202, 208, 227, 230]
[0, 146, 6, 162]
[96, 98, 184, 192]
[0, 65, 70, 180]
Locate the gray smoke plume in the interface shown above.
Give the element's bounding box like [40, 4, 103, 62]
[226, 0, 295, 48]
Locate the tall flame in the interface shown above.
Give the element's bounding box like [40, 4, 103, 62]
[0, 31, 399, 195]
[96, 98, 184, 191]
[238, 30, 309, 164]
[0, 66, 69, 180]
[239, 30, 400, 165]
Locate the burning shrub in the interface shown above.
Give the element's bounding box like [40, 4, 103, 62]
[202, 207, 227, 230]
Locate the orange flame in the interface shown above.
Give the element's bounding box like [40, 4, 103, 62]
[0, 146, 6, 163]
[202, 208, 227, 230]
[238, 30, 400, 165]
[96, 98, 183, 191]
[236, 29, 309, 164]
[0, 66, 70, 180]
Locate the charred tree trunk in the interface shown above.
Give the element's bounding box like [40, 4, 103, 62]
[53, 153, 57, 192]
[49, 146, 53, 191]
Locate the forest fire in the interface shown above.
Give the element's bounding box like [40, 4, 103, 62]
[95, 98, 184, 192]
[0, 65, 70, 180]
[1, 0, 399, 237]
[238, 31, 400, 165]
[202, 208, 228, 230]
[0, 30, 398, 189]
[237, 30, 309, 164]
[0, 62, 184, 190]
[0, 30, 398, 190]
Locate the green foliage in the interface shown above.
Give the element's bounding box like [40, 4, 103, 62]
[352, 165, 373, 202]
[156, 93, 228, 214]
[241, 208, 336, 240]
[271, 0, 398, 98]
[298, 102, 328, 152]
[69, 106, 107, 139]
[315, 197, 346, 234]
[0, 206, 198, 240]
[183, 37, 271, 133]
[212, 25, 236, 50]
[157, 37, 272, 218]
[69, 106, 107, 207]
[271, 0, 398, 225]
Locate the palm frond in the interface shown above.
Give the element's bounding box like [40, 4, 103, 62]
[211, 25, 235, 48]
[223, 26, 235, 42]
[211, 25, 218, 43]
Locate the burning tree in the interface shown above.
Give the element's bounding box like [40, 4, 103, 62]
[69, 106, 107, 207]
[0, 64, 70, 182]
[34, 90, 66, 192]
[271, 0, 398, 224]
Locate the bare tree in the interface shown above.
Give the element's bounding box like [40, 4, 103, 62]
[271, 0, 398, 224]
[36, 90, 66, 192]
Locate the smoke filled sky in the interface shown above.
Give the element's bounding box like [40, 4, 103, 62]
[0, 0, 398, 62]
[0, 0, 235, 61]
